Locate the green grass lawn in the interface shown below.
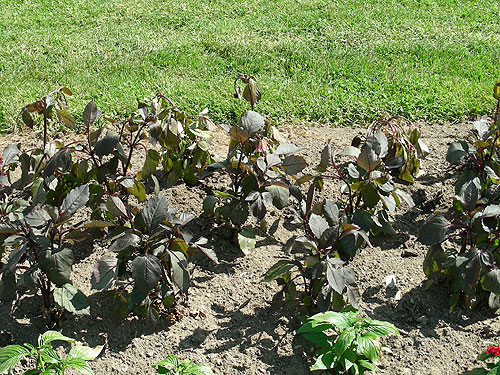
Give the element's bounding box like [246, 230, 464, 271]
[0, 0, 499, 131]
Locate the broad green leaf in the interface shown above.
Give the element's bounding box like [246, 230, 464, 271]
[141, 149, 160, 180]
[67, 345, 103, 361]
[238, 227, 256, 255]
[53, 284, 90, 316]
[263, 260, 297, 282]
[40, 331, 76, 345]
[63, 358, 93, 375]
[365, 320, 399, 337]
[0, 345, 30, 373]
[311, 353, 335, 371]
[127, 180, 147, 202]
[91, 256, 118, 290]
[356, 335, 380, 362]
[358, 359, 377, 371]
[153, 354, 179, 369]
[308, 311, 352, 329]
[334, 327, 355, 356]
[299, 331, 331, 348]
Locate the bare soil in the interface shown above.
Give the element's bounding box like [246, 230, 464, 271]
[1, 121, 499, 375]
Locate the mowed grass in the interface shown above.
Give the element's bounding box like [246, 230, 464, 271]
[0, 0, 499, 131]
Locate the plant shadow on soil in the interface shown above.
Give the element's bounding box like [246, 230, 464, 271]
[177, 301, 309, 374]
[363, 282, 498, 339]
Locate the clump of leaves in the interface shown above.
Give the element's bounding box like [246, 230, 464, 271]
[0, 184, 91, 319]
[0, 330, 102, 375]
[264, 180, 368, 312]
[139, 93, 216, 186]
[418, 173, 500, 309]
[204, 75, 306, 253]
[298, 310, 398, 374]
[364, 115, 429, 183]
[152, 354, 214, 375]
[463, 343, 500, 375]
[91, 194, 217, 324]
[16, 87, 75, 149]
[419, 82, 500, 309]
[321, 132, 414, 236]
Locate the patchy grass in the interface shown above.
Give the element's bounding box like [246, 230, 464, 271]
[0, 0, 499, 131]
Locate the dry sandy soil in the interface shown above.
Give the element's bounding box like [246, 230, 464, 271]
[1, 120, 499, 375]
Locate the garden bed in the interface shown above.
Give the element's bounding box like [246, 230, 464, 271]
[0, 120, 498, 375]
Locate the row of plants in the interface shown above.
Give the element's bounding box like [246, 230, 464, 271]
[418, 80, 500, 309]
[1, 73, 429, 322]
[0, 77, 499, 374]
